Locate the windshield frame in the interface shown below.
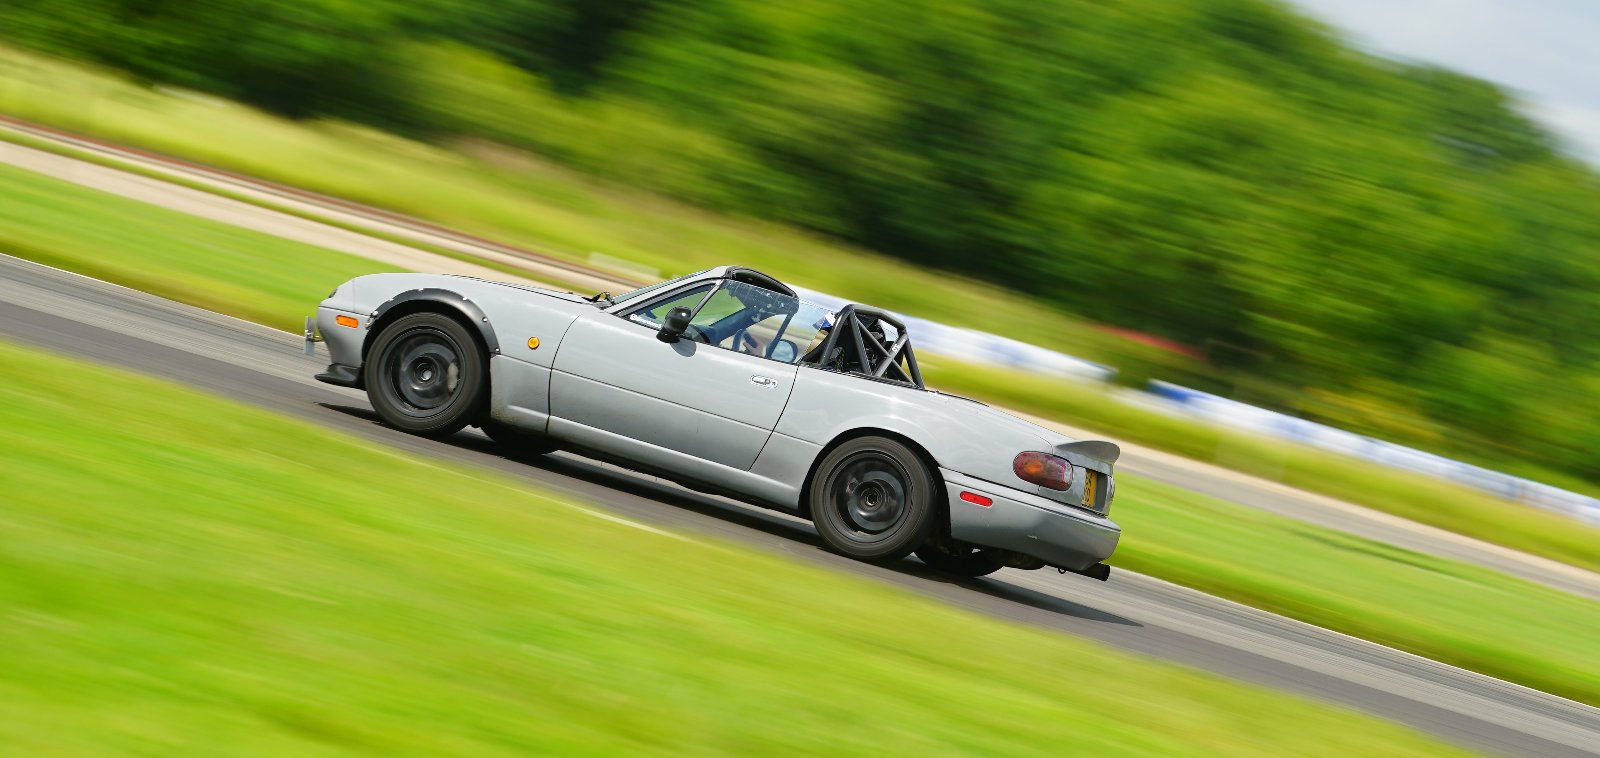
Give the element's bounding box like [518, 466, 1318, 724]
[615, 276, 829, 364]
[605, 269, 712, 307]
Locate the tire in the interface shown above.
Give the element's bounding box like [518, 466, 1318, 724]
[914, 545, 1007, 577]
[363, 312, 486, 438]
[808, 436, 938, 562]
[481, 420, 559, 458]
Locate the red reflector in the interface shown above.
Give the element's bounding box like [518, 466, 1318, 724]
[959, 491, 993, 507]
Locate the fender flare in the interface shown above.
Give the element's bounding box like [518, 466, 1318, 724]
[364, 288, 500, 360]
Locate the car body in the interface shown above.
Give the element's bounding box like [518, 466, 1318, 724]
[308, 266, 1120, 577]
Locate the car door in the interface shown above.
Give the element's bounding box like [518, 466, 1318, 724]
[547, 282, 799, 470]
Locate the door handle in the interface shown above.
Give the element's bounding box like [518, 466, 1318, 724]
[751, 375, 777, 387]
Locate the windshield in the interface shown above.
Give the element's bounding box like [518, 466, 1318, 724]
[701, 281, 834, 363]
[626, 279, 832, 364]
[607, 269, 711, 305]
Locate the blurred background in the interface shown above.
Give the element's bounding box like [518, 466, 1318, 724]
[7, 3, 1600, 751]
[2, 0, 1598, 491]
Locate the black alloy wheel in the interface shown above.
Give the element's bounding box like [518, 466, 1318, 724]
[364, 312, 486, 437]
[809, 436, 938, 562]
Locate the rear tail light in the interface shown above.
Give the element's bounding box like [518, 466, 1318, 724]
[1013, 452, 1073, 491]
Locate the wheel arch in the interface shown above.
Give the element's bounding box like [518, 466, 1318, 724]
[796, 426, 946, 522]
[362, 289, 499, 365]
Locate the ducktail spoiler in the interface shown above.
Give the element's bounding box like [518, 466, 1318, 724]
[1055, 440, 1121, 472]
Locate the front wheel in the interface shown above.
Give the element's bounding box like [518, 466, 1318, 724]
[808, 436, 938, 562]
[364, 312, 486, 438]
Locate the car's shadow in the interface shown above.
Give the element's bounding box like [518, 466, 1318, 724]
[318, 402, 1141, 629]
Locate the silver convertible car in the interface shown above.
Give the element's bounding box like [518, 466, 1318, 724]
[307, 266, 1120, 579]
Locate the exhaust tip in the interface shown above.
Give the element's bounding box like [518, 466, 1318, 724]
[1059, 563, 1111, 581]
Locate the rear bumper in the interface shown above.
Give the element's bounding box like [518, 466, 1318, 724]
[940, 468, 1120, 571]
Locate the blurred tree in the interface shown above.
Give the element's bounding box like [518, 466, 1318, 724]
[0, 0, 408, 119]
[6, 0, 1600, 484]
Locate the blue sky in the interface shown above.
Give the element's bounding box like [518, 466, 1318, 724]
[1286, 0, 1600, 163]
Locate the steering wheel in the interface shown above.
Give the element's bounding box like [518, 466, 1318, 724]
[731, 328, 764, 357]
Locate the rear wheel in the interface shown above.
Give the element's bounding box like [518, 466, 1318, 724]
[481, 420, 559, 458]
[808, 436, 938, 562]
[364, 312, 485, 438]
[914, 544, 1007, 577]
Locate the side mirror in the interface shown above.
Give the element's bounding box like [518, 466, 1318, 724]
[657, 306, 692, 343]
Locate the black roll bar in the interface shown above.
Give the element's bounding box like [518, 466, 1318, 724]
[812, 304, 924, 389]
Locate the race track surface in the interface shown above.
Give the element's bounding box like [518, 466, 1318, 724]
[3, 253, 1598, 756]
[5, 128, 1596, 605]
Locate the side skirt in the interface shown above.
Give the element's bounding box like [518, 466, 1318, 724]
[546, 416, 806, 514]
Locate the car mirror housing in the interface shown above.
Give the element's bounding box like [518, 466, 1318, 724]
[658, 306, 692, 343]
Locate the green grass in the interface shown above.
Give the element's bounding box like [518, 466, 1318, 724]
[9, 42, 1600, 571]
[0, 339, 1471, 756]
[3, 164, 1600, 712]
[0, 161, 400, 332]
[9, 117, 1600, 582]
[923, 358, 1600, 574]
[0, 127, 599, 294]
[9, 154, 1600, 712]
[0, 44, 1203, 384]
[1113, 477, 1600, 707]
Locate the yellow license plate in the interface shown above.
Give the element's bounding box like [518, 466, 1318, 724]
[1080, 471, 1098, 507]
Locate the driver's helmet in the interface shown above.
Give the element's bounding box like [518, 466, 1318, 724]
[807, 311, 887, 345]
[802, 311, 838, 360]
[863, 316, 888, 345]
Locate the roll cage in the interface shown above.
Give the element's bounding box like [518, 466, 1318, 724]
[803, 305, 923, 389]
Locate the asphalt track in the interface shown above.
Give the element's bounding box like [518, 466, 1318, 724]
[6, 129, 1598, 605]
[3, 253, 1599, 756]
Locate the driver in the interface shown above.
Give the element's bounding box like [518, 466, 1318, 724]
[800, 311, 888, 370]
[802, 311, 837, 361]
[737, 329, 767, 356]
[730, 287, 789, 357]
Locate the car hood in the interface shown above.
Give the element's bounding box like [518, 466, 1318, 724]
[484, 280, 592, 303]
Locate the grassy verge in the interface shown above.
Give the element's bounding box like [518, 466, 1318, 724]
[0, 127, 597, 293]
[0, 44, 1203, 384]
[8, 124, 1600, 582]
[0, 161, 398, 332]
[1113, 477, 1600, 706]
[8, 42, 1599, 560]
[923, 358, 1600, 574]
[0, 338, 1470, 756]
[3, 162, 1599, 708]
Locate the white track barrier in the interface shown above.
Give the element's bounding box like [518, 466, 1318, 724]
[794, 286, 1599, 525]
[1147, 381, 1600, 525]
[791, 286, 1117, 382]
